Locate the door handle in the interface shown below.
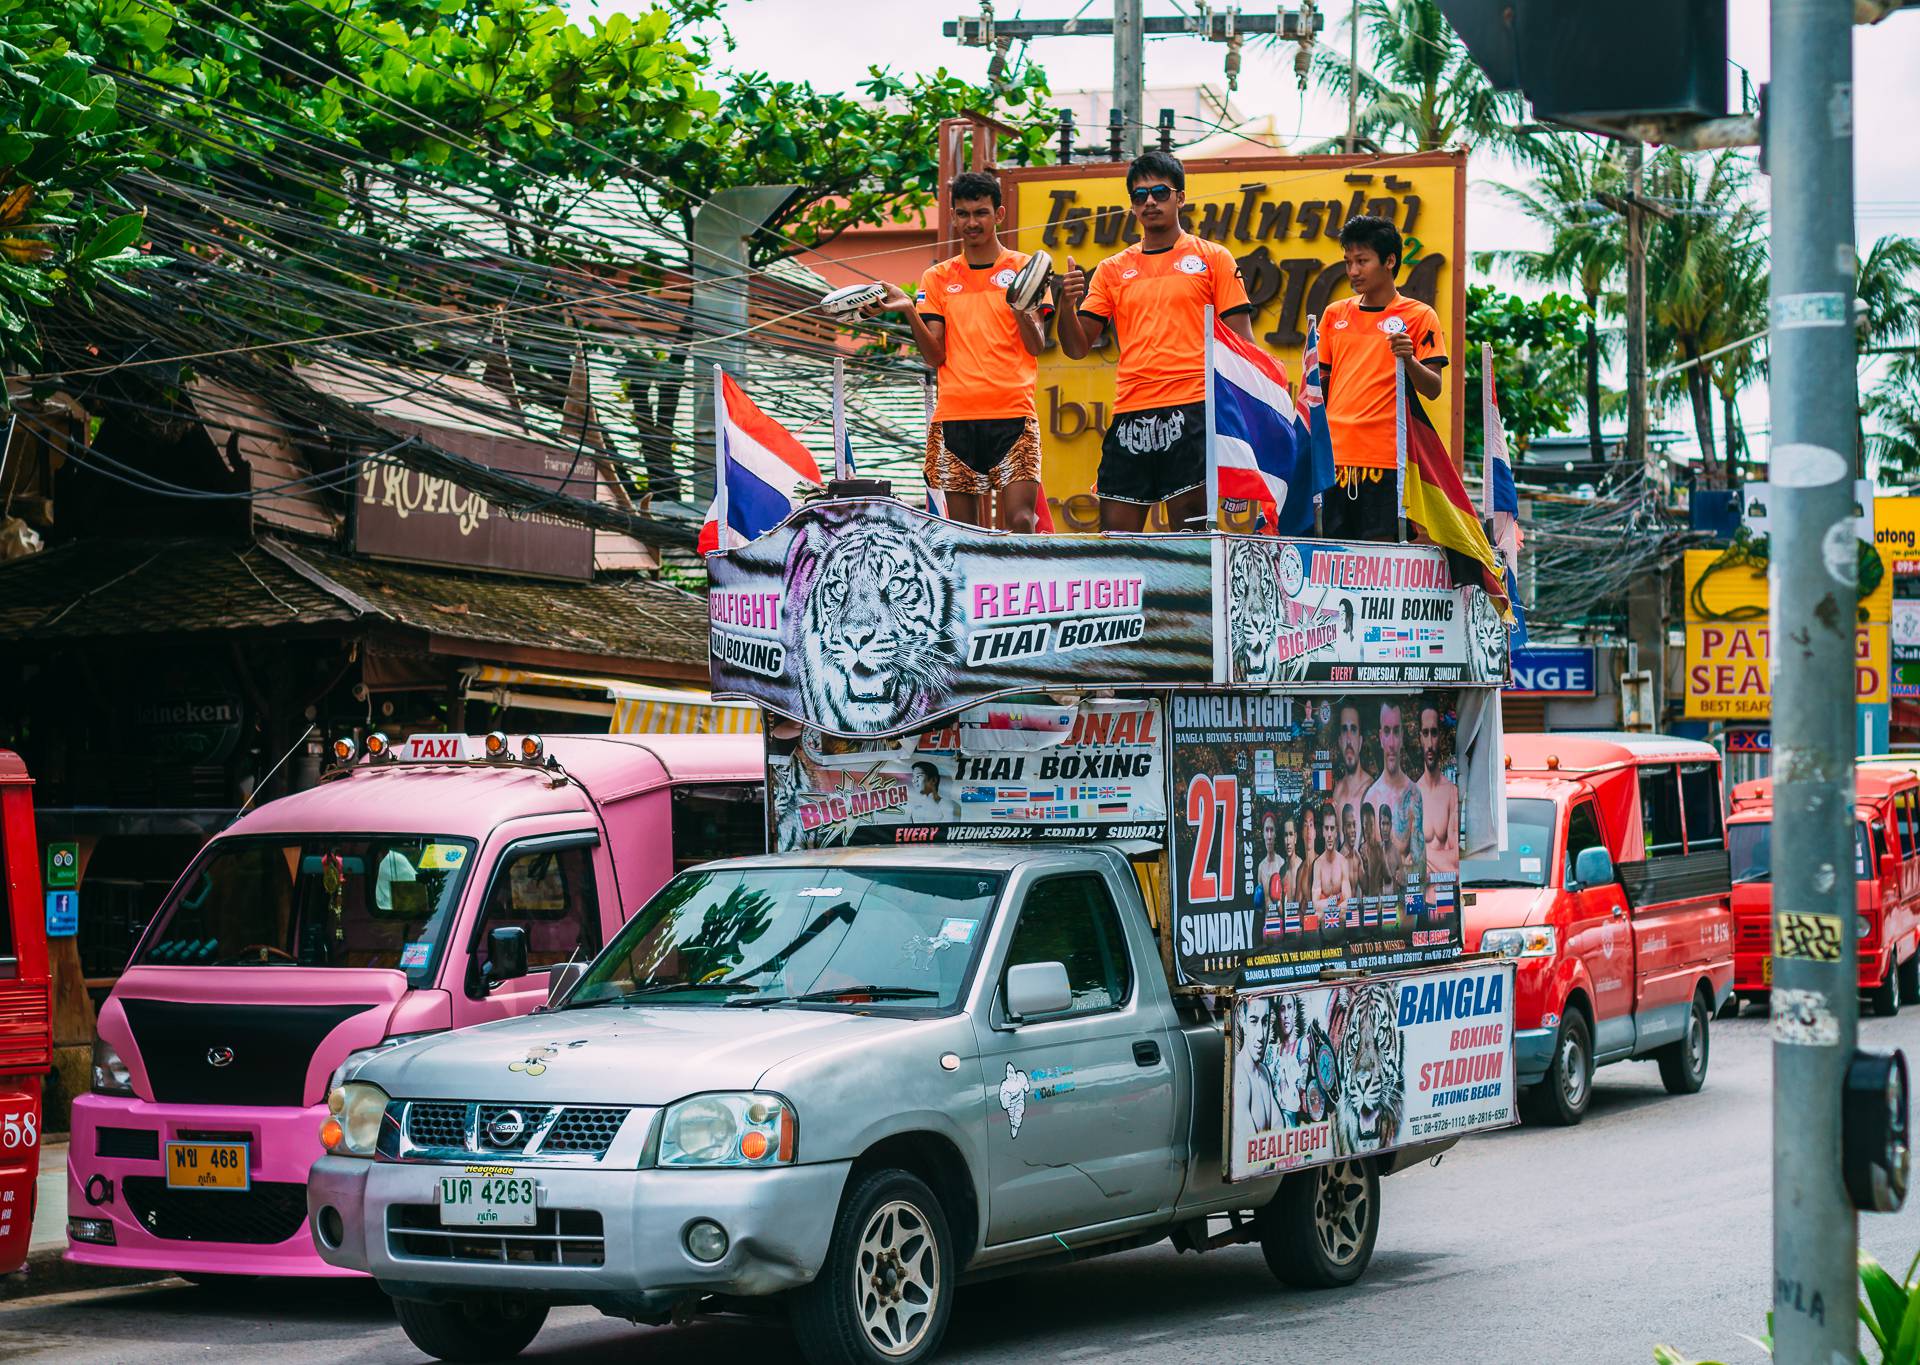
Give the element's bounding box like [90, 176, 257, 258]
[1132, 1039, 1161, 1067]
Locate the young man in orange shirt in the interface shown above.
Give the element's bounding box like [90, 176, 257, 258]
[873, 171, 1046, 532]
[1056, 151, 1256, 533]
[1318, 214, 1447, 542]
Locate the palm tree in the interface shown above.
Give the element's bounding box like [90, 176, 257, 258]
[1476, 136, 1625, 460]
[1703, 239, 1768, 478]
[1637, 148, 1767, 490]
[1855, 234, 1920, 354]
[1864, 357, 1920, 482]
[1306, 0, 1534, 157]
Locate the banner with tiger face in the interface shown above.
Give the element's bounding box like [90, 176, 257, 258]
[1226, 960, 1516, 1182]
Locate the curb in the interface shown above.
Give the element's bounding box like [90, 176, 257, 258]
[1, 1246, 171, 1301]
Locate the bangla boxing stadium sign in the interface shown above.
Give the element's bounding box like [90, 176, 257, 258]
[1001, 152, 1467, 530]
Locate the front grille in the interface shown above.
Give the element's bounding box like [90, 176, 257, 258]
[121, 1178, 307, 1244]
[406, 1103, 469, 1150]
[543, 1108, 625, 1155]
[388, 1205, 604, 1267]
[97, 1128, 159, 1161]
[395, 1102, 629, 1160]
[477, 1105, 553, 1152]
[1737, 921, 1770, 949]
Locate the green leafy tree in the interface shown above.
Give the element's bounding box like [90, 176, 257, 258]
[1857, 234, 1920, 480]
[1304, 0, 1533, 157]
[1463, 282, 1589, 461]
[1476, 136, 1625, 461]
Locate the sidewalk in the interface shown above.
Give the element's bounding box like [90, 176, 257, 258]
[3, 1141, 166, 1300]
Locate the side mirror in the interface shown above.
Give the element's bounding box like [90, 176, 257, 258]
[547, 960, 586, 1006]
[1572, 846, 1615, 890]
[1005, 961, 1073, 1023]
[483, 926, 529, 986]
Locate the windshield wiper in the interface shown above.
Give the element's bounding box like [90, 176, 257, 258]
[724, 985, 941, 1007]
[567, 981, 762, 1008]
[1462, 878, 1541, 889]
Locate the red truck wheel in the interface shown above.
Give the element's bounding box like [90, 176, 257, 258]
[1869, 962, 1901, 1018]
[1656, 991, 1711, 1095]
[1520, 1011, 1592, 1127]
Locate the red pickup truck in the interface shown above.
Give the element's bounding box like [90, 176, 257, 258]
[0, 750, 51, 1272]
[1727, 759, 1920, 1016]
[1462, 734, 1735, 1125]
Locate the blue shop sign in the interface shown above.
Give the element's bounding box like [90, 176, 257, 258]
[1507, 645, 1597, 698]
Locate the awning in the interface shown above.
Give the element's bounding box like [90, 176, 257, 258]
[466, 666, 760, 735]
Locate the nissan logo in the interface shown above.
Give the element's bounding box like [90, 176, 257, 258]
[206, 1047, 235, 1068]
[485, 1109, 527, 1147]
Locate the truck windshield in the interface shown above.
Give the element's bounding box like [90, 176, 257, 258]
[134, 835, 477, 985]
[1460, 799, 1558, 888]
[569, 866, 1004, 1012]
[1729, 821, 1872, 883]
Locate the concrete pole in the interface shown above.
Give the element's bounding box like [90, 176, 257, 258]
[1624, 143, 1649, 484]
[1768, 1, 1861, 1360]
[1114, 0, 1144, 159]
[1346, 0, 1360, 153]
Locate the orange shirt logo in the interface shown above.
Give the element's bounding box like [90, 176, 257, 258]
[917, 249, 1038, 423]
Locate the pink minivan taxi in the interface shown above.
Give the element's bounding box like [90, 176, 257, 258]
[67, 731, 762, 1279]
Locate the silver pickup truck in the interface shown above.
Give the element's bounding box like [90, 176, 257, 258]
[309, 844, 1453, 1364]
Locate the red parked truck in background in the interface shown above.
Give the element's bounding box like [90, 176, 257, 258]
[0, 751, 52, 1272]
[1727, 760, 1920, 1016]
[1462, 734, 1735, 1126]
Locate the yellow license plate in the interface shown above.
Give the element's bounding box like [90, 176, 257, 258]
[1761, 956, 1772, 986]
[165, 1141, 250, 1191]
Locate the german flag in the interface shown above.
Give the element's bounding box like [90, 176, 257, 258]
[1399, 383, 1515, 622]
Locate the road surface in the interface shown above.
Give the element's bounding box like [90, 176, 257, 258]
[3, 1008, 1916, 1364]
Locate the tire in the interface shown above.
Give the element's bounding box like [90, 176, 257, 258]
[1657, 991, 1712, 1095]
[1869, 961, 1901, 1018]
[1716, 994, 1742, 1021]
[790, 1168, 954, 1365]
[1520, 1010, 1593, 1127]
[1255, 1159, 1380, 1289]
[392, 1295, 548, 1363]
[1900, 953, 1920, 1006]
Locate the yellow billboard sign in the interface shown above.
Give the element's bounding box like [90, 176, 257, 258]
[1003, 153, 1467, 531]
[1682, 546, 1891, 718]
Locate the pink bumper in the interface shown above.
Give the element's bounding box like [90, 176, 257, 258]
[65, 1093, 359, 1277]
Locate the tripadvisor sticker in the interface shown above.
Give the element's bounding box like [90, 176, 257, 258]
[418, 844, 467, 870]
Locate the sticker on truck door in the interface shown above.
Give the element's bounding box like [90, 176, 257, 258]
[997, 1064, 1031, 1138]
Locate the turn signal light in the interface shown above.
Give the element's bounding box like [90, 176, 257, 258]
[519, 734, 545, 764]
[1546, 754, 1560, 770]
[483, 731, 510, 760]
[318, 1117, 344, 1150]
[365, 732, 392, 762]
[739, 1130, 770, 1161]
[332, 737, 357, 764]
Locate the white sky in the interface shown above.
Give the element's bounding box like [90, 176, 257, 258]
[580, 0, 1920, 464]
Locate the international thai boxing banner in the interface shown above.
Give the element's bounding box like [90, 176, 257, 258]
[1169, 690, 1469, 989]
[1225, 960, 1517, 1182]
[1223, 536, 1510, 688]
[767, 700, 1167, 850]
[708, 500, 1213, 736]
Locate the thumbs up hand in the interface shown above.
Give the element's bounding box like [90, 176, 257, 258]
[1057, 256, 1087, 311]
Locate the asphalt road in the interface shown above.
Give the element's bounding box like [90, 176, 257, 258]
[4, 1008, 1919, 1365]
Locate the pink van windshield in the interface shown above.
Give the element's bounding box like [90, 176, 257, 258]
[135, 834, 479, 984]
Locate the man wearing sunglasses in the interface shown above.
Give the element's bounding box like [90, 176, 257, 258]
[1057, 151, 1255, 532]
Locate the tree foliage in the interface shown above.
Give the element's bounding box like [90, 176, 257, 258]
[1464, 282, 1589, 459]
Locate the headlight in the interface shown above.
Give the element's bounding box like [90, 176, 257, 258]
[320, 1081, 390, 1158]
[1482, 925, 1557, 959]
[1858, 914, 1873, 942]
[91, 1036, 134, 1096]
[658, 1093, 795, 1168]
[326, 1033, 437, 1093]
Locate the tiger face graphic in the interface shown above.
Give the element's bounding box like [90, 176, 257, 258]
[1332, 982, 1405, 1157]
[1230, 541, 1283, 684]
[785, 513, 961, 734]
[1468, 589, 1508, 684]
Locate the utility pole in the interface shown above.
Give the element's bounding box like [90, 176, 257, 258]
[1769, 0, 1861, 1359]
[1623, 143, 1649, 484]
[1346, 0, 1360, 153]
[1114, 0, 1144, 159]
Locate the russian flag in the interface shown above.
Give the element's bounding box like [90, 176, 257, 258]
[698, 372, 824, 555]
[1209, 319, 1305, 533]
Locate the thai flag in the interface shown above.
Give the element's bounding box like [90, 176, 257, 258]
[1280, 315, 1337, 535]
[1283, 901, 1301, 934]
[1209, 319, 1305, 533]
[1480, 348, 1528, 645]
[697, 372, 824, 555]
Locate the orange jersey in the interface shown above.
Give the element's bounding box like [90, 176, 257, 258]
[1318, 294, 1447, 471]
[915, 250, 1037, 421]
[1081, 235, 1251, 413]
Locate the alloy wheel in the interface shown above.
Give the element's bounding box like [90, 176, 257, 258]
[855, 1199, 939, 1357]
[1311, 1161, 1373, 1266]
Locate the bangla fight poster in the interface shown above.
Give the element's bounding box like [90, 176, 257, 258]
[1225, 960, 1517, 1182]
[1223, 536, 1509, 688]
[708, 500, 1212, 737]
[768, 700, 1167, 850]
[1170, 690, 1468, 988]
